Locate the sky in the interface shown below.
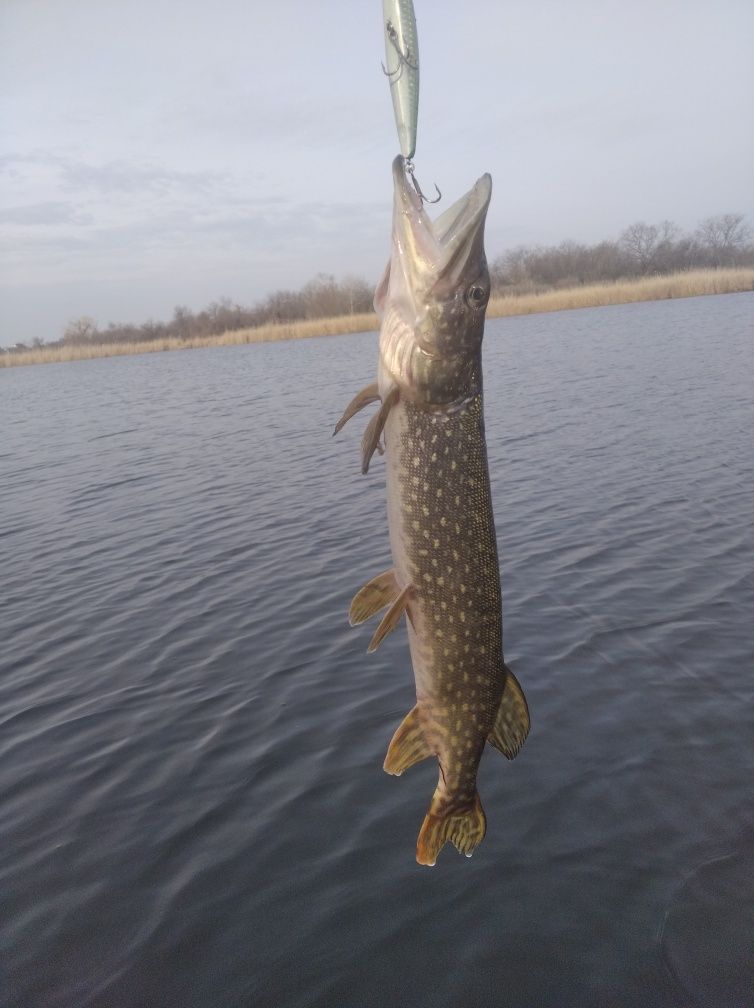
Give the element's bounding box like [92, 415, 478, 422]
[1, 0, 753, 346]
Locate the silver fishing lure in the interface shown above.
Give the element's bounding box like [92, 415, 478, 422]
[382, 0, 420, 161]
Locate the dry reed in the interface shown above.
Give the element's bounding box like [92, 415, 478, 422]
[3, 268, 752, 369]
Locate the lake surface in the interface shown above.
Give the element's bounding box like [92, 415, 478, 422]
[1, 293, 753, 1008]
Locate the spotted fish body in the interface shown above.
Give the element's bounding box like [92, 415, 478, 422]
[336, 156, 529, 865]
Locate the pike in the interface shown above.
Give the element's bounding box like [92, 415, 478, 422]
[335, 156, 530, 865]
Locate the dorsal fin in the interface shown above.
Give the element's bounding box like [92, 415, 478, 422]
[487, 665, 530, 759]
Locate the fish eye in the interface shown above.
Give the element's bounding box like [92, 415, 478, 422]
[465, 283, 489, 308]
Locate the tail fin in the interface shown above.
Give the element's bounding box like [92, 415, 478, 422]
[416, 793, 486, 866]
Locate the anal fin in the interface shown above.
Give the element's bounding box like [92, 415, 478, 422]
[383, 705, 432, 776]
[487, 664, 530, 759]
[349, 569, 400, 626]
[362, 386, 399, 474]
[333, 382, 380, 436]
[367, 583, 412, 653]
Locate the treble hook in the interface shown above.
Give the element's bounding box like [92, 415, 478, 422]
[381, 19, 418, 81]
[405, 159, 441, 204]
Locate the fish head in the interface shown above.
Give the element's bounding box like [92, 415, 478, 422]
[376, 155, 492, 407]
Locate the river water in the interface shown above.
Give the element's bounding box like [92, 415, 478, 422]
[2, 293, 753, 1007]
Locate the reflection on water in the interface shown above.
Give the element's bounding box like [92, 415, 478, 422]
[1, 293, 753, 1007]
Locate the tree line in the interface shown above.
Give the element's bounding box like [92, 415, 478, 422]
[5, 212, 751, 352]
[55, 273, 376, 349]
[490, 212, 752, 293]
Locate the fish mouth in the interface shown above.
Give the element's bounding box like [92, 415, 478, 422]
[390, 154, 492, 287]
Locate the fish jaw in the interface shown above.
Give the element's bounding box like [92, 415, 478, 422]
[376, 155, 492, 408]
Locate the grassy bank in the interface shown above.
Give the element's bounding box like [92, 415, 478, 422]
[3, 268, 752, 369]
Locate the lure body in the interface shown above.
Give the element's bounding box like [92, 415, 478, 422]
[382, 0, 420, 159]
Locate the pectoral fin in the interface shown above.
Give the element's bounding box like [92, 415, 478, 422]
[367, 583, 412, 653]
[487, 665, 530, 759]
[333, 382, 380, 436]
[384, 704, 432, 776]
[349, 569, 400, 626]
[362, 386, 399, 474]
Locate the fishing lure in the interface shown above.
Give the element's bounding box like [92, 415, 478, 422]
[381, 0, 440, 203]
[382, 0, 420, 161]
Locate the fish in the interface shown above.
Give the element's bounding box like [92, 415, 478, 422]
[335, 156, 530, 866]
[381, 0, 420, 160]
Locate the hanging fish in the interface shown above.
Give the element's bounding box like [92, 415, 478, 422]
[334, 158, 530, 865]
[382, 0, 420, 161]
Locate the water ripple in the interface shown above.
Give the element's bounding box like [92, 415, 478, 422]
[1, 294, 753, 1007]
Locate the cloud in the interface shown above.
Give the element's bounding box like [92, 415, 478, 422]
[0, 201, 93, 226]
[58, 159, 222, 195]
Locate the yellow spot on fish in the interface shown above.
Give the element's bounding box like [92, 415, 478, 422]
[451, 460, 457, 470]
[436, 488, 442, 498]
[437, 576, 445, 587]
[460, 584, 466, 594]
[440, 516, 447, 527]
[431, 452, 437, 462]
[423, 529, 429, 539]
[422, 505, 429, 516]
[412, 520, 420, 530]
[423, 573, 432, 583]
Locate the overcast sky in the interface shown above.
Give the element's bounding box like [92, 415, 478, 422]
[2, 0, 753, 345]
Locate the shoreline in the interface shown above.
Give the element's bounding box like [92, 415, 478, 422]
[2, 268, 752, 369]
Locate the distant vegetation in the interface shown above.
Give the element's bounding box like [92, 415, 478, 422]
[2, 213, 752, 367]
[489, 212, 753, 294]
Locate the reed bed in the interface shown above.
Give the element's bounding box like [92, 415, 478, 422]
[3, 268, 752, 369]
[487, 267, 754, 318]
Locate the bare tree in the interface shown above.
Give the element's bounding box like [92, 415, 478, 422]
[696, 214, 751, 266]
[620, 222, 662, 274]
[63, 316, 98, 344]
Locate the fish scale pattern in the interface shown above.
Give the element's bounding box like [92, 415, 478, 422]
[394, 392, 506, 807]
